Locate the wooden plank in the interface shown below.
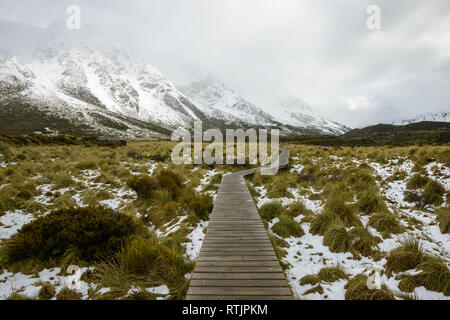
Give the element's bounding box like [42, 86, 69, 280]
[187, 287, 292, 296]
[189, 279, 290, 287]
[194, 266, 283, 273]
[191, 273, 287, 280]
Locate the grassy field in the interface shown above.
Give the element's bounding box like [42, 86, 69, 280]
[0, 139, 449, 300]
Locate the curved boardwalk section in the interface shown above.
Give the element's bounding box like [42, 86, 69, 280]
[186, 149, 293, 300]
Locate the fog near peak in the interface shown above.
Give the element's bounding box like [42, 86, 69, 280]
[1, 0, 449, 127]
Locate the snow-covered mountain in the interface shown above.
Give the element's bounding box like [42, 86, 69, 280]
[269, 97, 351, 135]
[394, 112, 450, 125]
[177, 75, 279, 127]
[0, 47, 208, 137]
[0, 20, 351, 137]
[178, 75, 350, 135]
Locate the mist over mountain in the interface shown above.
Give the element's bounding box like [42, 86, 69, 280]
[0, 20, 355, 137]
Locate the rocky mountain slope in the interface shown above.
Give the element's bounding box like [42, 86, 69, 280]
[394, 112, 450, 125]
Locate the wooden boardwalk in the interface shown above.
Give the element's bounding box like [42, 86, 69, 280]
[186, 149, 293, 300]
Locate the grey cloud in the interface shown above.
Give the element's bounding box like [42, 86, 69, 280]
[0, 0, 449, 127]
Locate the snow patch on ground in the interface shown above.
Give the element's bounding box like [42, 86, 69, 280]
[183, 220, 209, 261]
[0, 210, 35, 240]
[0, 267, 95, 300]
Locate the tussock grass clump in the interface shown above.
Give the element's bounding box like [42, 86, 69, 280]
[397, 274, 417, 293]
[349, 226, 380, 256]
[155, 169, 183, 197]
[414, 257, 450, 295]
[125, 287, 157, 300]
[324, 197, 361, 228]
[119, 236, 189, 276]
[271, 215, 304, 238]
[322, 223, 379, 256]
[75, 160, 97, 170]
[346, 169, 376, 193]
[259, 201, 285, 221]
[369, 212, 403, 236]
[406, 174, 429, 189]
[0, 142, 13, 161]
[323, 224, 354, 253]
[310, 211, 335, 236]
[344, 274, 395, 300]
[386, 236, 425, 274]
[6, 292, 34, 300]
[2, 206, 137, 265]
[96, 235, 193, 300]
[269, 234, 289, 248]
[404, 179, 445, 207]
[317, 265, 348, 283]
[299, 274, 319, 285]
[435, 207, 450, 234]
[397, 256, 450, 295]
[38, 283, 56, 300]
[422, 180, 445, 206]
[303, 285, 324, 295]
[356, 188, 388, 214]
[56, 287, 82, 300]
[286, 201, 314, 218]
[180, 191, 213, 220]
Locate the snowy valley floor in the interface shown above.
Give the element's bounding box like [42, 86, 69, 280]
[0, 141, 449, 299]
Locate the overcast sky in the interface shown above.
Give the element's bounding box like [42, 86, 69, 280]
[0, 0, 449, 127]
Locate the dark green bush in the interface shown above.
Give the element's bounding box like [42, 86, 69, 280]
[4, 206, 137, 263]
[128, 170, 184, 200]
[127, 175, 158, 200]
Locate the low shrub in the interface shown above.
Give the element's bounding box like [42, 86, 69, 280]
[404, 190, 425, 208]
[127, 175, 158, 200]
[3, 206, 138, 264]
